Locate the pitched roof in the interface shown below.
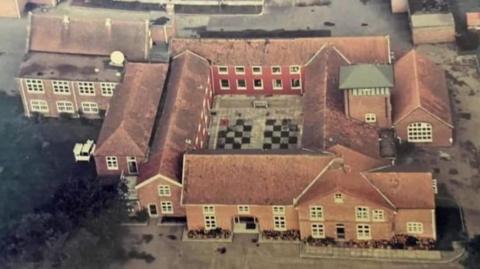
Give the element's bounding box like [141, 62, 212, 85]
[182, 152, 336, 205]
[339, 64, 394, 89]
[28, 13, 149, 61]
[137, 51, 210, 184]
[327, 144, 391, 172]
[302, 47, 382, 159]
[392, 50, 453, 127]
[94, 63, 168, 156]
[170, 36, 390, 65]
[365, 172, 435, 209]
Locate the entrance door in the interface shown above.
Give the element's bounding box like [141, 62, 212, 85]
[336, 224, 346, 240]
[127, 156, 138, 174]
[233, 216, 259, 233]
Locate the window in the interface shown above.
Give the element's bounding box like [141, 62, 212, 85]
[291, 79, 301, 89]
[81, 102, 99, 114]
[309, 206, 324, 220]
[100, 82, 117, 96]
[148, 204, 158, 216]
[220, 79, 230, 90]
[56, 101, 74, 114]
[160, 201, 173, 214]
[365, 113, 377, 123]
[235, 66, 245, 74]
[334, 192, 344, 203]
[238, 205, 250, 214]
[77, 82, 95, 96]
[372, 209, 385, 222]
[356, 224, 371, 240]
[407, 122, 433, 143]
[355, 207, 369, 221]
[253, 79, 263, 90]
[273, 216, 286, 231]
[158, 185, 171, 197]
[311, 223, 325, 239]
[252, 66, 262, 74]
[273, 79, 283, 90]
[26, 79, 44, 93]
[203, 205, 215, 214]
[289, 65, 301, 74]
[52, 80, 70, 94]
[236, 79, 246, 90]
[406, 222, 424, 234]
[432, 179, 438, 194]
[30, 100, 48, 113]
[272, 206, 285, 215]
[105, 156, 118, 170]
[217, 66, 228, 74]
[271, 66, 281, 75]
[204, 215, 217, 230]
[127, 156, 138, 174]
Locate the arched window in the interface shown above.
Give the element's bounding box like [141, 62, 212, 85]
[407, 122, 433, 142]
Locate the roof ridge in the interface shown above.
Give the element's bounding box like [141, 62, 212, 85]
[360, 172, 397, 210]
[412, 50, 422, 108]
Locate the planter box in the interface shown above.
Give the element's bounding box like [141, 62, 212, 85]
[182, 229, 233, 243]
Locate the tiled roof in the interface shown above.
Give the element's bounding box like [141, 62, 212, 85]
[392, 50, 453, 127]
[94, 63, 168, 156]
[327, 144, 391, 172]
[28, 13, 149, 61]
[339, 64, 394, 89]
[137, 51, 210, 183]
[182, 151, 336, 205]
[170, 36, 390, 65]
[302, 47, 382, 159]
[17, 52, 122, 81]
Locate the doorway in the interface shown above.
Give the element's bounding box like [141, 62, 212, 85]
[233, 216, 259, 233]
[336, 224, 345, 240]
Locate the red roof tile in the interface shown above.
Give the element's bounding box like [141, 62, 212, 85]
[28, 13, 150, 61]
[392, 50, 453, 127]
[170, 36, 390, 65]
[94, 63, 168, 156]
[137, 51, 210, 183]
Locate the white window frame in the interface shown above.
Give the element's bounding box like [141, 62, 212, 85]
[81, 102, 99, 114]
[203, 205, 215, 214]
[217, 66, 228, 75]
[158, 185, 171, 197]
[105, 156, 118, 170]
[432, 179, 438, 194]
[234, 66, 245, 74]
[252, 66, 262, 75]
[56, 101, 74, 114]
[273, 215, 286, 231]
[356, 224, 371, 240]
[238, 205, 250, 214]
[406, 222, 424, 234]
[355, 206, 369, 221]
[25, 79, 44, 93]
[311, 223, 325, 239]
[334, 192, 344, 203]
[30, 99, 49, 113]
[291, 78, 302, 90]
[100, 82, 117, 97]
[148, 203, 159, 217]
[309, 206, 324, 221]
[407, 122, 433, 143]
[372, 209, 385, 222]
[271, 66, 281, 75]
[52, 80, 70, 95]
[273, 79, 283, 90]
[236, 79, 247, 90]
[365, 113, 377, 123]
[220, 79, 230, 90]
[126, 156, 138, 174]
[253, 79, 263, 90]
[204, 215, 217, 230]
[77, 81, 96, 96]
[289, 65, 301, 74]
[160, 201, 174, 214]
[272, 206, 285, 215]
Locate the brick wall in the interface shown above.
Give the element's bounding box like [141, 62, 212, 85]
[391, 0, 408, 13]
[211, 65, 304, 95]
[94, 155, 146, 178]
[412, 26, 456, 45]
[395, 209, 436, 239]
[394, 108, 453, 146]
[345, 91, 392, 128]
[151, 23, 175, 45]
[137, 177, 185, 217]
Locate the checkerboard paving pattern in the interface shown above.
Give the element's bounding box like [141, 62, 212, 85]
[263, 119, 300, 150]
[216, 119, 253, 149]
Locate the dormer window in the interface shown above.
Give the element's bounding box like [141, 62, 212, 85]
[334, 192, 344, 203]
